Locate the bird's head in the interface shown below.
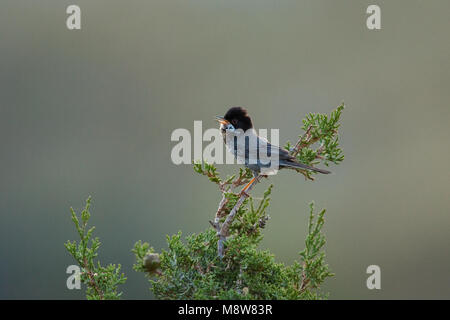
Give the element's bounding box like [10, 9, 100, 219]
[215, 107, 253, 133]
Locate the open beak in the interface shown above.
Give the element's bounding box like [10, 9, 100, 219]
[215, 116, 229, 125]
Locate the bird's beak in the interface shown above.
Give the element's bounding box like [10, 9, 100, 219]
[215, 116, 229, 125]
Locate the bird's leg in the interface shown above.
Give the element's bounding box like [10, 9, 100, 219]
[239, 175, 260, 197]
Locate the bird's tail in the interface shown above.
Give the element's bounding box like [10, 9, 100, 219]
[281, 160, 331, 174]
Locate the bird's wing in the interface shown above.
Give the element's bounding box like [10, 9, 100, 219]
[230, 132, 292, 164]
[258, 135, 291, 158]
[246, 135, 292, 165]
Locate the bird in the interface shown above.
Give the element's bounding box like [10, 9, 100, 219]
[215, 107, 330, 194]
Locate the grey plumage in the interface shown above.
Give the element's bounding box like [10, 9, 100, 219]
[217, 107, 331, 177]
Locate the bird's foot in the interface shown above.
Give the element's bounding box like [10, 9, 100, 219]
[239, 190, 250, 198]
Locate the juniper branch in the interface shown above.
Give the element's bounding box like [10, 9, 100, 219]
[217, 175, 261, 257]
[132, 103, 344, 300]
[64, 197, 127, 300]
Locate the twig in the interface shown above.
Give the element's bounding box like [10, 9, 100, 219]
[194, 264, 205, 275]
[291, 125, 313, 157]
[83, 257, 104, 299]
[290, 125, 325, 181]
[299, 262, 309, 293]
[210, 194, 228, 232]
[217, 176, 261, 258]
[315, 143, 325, 160]
[232, 176, 251, 188]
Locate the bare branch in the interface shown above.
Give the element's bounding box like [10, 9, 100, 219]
[291, 125, 313, 157]
[217, 175, 261, 258]
[210, 194, 229, 232]
[83, 257, 104, 299]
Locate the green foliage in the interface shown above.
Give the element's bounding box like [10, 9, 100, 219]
[66, 104, 344, 300]
[193, 161, 222, 184]
[193, 162, 253, 188]
[285, 103, 345, 174]
[133, 199, 331, 300]
[64, 197, 127, 299]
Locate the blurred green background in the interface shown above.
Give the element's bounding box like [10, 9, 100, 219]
[1, 0, 449, 299]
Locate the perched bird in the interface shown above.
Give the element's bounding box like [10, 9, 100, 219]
[215, 107, 330, 193]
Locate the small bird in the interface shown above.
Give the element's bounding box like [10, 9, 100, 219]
[216, 107, 330, 193]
